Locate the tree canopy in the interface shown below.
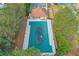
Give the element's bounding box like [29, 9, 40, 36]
[54, 7, 78, 55]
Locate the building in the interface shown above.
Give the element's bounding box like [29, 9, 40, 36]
[31, 3, 47, 10]
[31, 8, 47, 19]
[29, 3, 48, 19]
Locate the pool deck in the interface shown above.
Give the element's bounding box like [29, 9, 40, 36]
[47, 20, 56, 55]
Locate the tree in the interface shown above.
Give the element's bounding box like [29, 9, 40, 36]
[0, 4, 26, 55]
[24, 3, 31, 16]
[54, 7, 78, 41]
[54, 7, 78, 55]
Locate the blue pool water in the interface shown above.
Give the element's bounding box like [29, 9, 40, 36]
[28, 21, 53, 53]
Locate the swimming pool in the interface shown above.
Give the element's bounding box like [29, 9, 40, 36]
[23, 19, 55, 55]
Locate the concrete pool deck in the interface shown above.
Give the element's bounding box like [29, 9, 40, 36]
[22, 19, 56, 55]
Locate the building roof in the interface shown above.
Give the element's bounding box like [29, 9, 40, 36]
[31, 8, 47, 18]
[31, 3, 46, 8]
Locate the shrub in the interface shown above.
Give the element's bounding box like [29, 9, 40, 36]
[55, 31, 70, 55]
[11, 47, 41, 56]
[0, 35, 11, 51]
